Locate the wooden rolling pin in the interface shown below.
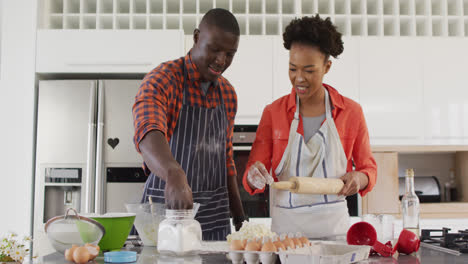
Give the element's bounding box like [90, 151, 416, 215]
[271, 177, 344, 194]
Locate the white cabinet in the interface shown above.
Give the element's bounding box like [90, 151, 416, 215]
[186, 35, 274, 125]
[223, 36, 274, 124]
[324, 37, 360, 102]
[272, 35, 291, 100]
[423, 39, 468, 144]
[36, 30, 184, 73]
[359, 38, 424, 145]
[187, 35, 275, 125]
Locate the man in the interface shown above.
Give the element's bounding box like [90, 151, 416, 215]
[132, 8, 246, 241]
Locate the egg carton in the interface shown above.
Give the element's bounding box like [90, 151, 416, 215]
[226, 241, 371, 264]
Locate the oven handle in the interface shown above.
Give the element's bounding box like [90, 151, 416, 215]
[233, 146, 252, 151]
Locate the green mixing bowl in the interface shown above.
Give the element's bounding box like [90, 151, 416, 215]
[87, 213, 136, 251]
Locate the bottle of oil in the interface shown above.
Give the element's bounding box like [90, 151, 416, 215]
[402, 168, 420, 237]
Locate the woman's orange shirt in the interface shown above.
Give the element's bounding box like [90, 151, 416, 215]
[242, 84, 377, 197]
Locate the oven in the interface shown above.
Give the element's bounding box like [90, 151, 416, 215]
[233, 125, 270, 218]
[233, 125, 359, 218]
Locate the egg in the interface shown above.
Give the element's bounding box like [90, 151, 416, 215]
[245, 241, 261, 251]
[299, 236, 310, 246]
[230, 239, 244, 251]
[273, 240, 286, 251]
[84, 244, 100, 260]
[261, 241, 277, 252]
[292, 237, 303, 248]
[73, 246, 90, 264]
[64, 245, 78, 262]
[242, 239, 247, 248]
[282, 236, 295, 249]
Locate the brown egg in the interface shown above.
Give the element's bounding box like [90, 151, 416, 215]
[84, 244, 100, 260]
[261, 241, 277, 252]
[273, 240, 286, 251]
[242, 239, 247, 248]
[64, 245, 78, 262]
[292, 237, 303, 248]
[245, 241, 261, 251]
[282, 236, 295, 249]
[73, 246, 90, 264]
[299, 236, 310, 246]
[230, 240, 244, 251]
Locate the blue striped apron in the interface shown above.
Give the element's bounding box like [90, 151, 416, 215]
[141, 60, 231, 241]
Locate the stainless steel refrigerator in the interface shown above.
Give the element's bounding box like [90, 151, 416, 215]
[34, 80, 146, 233]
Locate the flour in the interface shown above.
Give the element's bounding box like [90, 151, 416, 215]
[157, 218, 201, 255]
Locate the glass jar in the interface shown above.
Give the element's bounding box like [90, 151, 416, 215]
[157, 209, 202, 256]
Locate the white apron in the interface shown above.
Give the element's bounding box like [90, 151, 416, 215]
[271, 88, 350, 239]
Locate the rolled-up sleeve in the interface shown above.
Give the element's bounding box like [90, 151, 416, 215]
[242, 106, 274, 195]
[132, 73, 170, 153]
[353, 106, 377, 197]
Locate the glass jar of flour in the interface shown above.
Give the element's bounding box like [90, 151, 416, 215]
[157, 209, 202, 256]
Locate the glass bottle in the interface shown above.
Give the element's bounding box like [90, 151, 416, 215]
[444, 168, 458, 202]
[157, 209, 202, 256]
[402, 168, 420, 237]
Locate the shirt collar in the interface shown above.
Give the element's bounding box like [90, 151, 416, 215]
[287, 83, 345, 114]
[184, 51, 219, 89]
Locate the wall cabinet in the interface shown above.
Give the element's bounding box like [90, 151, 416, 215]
[185, 35, 274, 125]
[37, 31, 468, 144]
[272, 35, 291, 100]
[36, 30, 184, 73]
[325, 37, 360, 102]
[360, 38, 425, 145]
[423, 39, 468, 145]
[223, 36, 274, 125]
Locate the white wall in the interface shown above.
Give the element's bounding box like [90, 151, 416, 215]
[0, 0, 37, 236]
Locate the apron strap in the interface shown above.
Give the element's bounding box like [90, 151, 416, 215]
[324, 88, 332, 120]
[182, 58, 188, 104]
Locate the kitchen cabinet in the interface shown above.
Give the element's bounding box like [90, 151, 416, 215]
[272, 36, 360, 102]
[359, 38, 424, 145]
[223, 36, 274, 124]
[423, 38, 468, 145]
[36, 30, 184, 73]
[324, 37, 360, 102]
[362, 152, 400, 215]
[272, 35, 291, 100]
[185, 35, 274, 125]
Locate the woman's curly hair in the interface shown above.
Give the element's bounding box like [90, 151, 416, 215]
[283, 15, 344, 59]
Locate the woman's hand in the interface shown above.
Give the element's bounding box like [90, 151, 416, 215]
[247, 161, 274, 190]
[338, 171, 369, 196]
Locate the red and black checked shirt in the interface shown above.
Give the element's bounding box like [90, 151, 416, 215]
[133, 52, 238, 179]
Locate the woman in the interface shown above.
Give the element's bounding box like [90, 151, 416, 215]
[243, 15, 377, 239]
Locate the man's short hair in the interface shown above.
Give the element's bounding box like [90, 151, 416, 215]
[200, 8, 240, 36]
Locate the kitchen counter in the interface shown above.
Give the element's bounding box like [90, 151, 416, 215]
[39, 246, 468, 264]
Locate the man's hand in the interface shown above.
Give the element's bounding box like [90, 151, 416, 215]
[164, 167, 193, 209]
[338, 171, 369, 196]
[247, 161, 274, 190]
